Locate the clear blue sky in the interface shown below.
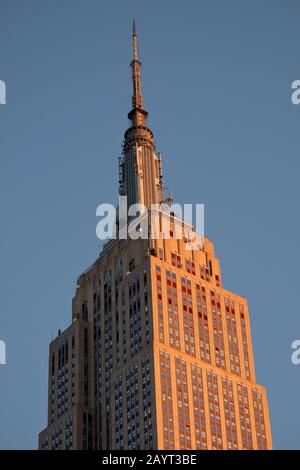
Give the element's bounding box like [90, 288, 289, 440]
[1, 0, 300, 449]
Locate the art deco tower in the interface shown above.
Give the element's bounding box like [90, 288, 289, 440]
[39, 23, 272, 451]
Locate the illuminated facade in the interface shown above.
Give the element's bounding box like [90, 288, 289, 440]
[38, 23, 272, 450]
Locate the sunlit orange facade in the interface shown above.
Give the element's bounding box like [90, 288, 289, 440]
[39, 23, 272, 451]
[150, 226, 272, 449]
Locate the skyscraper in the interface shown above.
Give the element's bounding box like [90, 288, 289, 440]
[38, 23, 272, 451]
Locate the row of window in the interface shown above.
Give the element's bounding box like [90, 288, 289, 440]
[156, 265, 252, 380]
[169, 251, 219, 287]
[50, 332, 77, 422]
[159, 351, 268, 450]
[40, 414, 73, 450]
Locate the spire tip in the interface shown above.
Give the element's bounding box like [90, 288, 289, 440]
[132, 19, 138, 61]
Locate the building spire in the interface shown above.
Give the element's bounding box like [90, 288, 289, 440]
[133, 19, 138, 61]
[128, 19, 148, 126]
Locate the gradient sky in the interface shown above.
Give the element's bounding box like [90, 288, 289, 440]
[1, 0, 300, 449]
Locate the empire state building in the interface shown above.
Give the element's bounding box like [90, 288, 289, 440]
[38, 23, 272, 451]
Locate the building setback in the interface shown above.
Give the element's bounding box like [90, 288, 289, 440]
[38, 23, 272, 450]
